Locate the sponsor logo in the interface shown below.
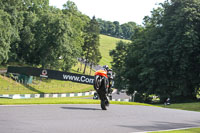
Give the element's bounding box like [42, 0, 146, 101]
[63, 74, 94, 84]
[40, 70, 48, 78]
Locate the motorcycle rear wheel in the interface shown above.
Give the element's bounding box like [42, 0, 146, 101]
[101, 100, 107, 110]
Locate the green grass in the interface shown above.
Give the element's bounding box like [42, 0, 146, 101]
[0, 65, 6, 69]
[157, 102, 200, 112]
[0, 75, 93, 94]
[71, 62, 94, 75]
[99, 34, 130, 67]
[0, 61, 96, 94]
[149, 127, 200, 133]
[0, 97, 155, 106]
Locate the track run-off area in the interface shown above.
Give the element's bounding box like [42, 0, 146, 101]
[0, 104, 200, 133]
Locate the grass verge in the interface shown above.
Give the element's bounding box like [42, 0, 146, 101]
[156, 102, 200, 112]
[0, 97, 154, 106]
[149, 127, 200, 133]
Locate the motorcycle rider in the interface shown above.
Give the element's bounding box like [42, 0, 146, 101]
[94, 65, 113, 109]
[102, 65, 113, 94]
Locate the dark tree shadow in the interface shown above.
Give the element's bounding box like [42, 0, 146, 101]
[22, 84, 44, 94]
[117, 121, 200, 132]
[61, 106, 101, 111]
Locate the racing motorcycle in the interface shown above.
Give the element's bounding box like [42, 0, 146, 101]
[94, 68, 113, 110]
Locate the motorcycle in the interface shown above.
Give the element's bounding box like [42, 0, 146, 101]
[94, 69, 113, 110]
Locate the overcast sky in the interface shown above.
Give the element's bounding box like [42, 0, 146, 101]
[49, 0, 165, 25]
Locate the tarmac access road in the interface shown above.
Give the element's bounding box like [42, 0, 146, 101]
[0, 69, 7, 74]
[87, 89, 131, 100]
[0, 104, 200, 133]
[112, 90, 131, 99]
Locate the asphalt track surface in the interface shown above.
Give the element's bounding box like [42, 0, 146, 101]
[0, 104, 200, 133]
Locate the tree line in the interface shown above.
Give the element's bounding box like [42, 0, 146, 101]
[0, 0, 101, 73]
[110, 0, 200, 103]
[97, 19, 141, 40]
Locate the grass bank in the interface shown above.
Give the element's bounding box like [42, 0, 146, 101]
[99, 34, 130, 67]
[0, 75, 93, 94]
[149, 127, 200, 133]
[156, 102, 200, 112]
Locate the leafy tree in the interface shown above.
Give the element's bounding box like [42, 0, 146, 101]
[120, 0, 200, 102]
[33, 10, 82, 71]
[121, 22, 137, 40]
[97, 18, 107, 34]
[0, 0, 91, 72]
[0, 0, 25, 62]
[107, 21, 116, 35]
[156, 0, 200, 101]
[0, 0, 101, 74]
[63, 1, 91, 72]
[97, 19, 139, 40]
[110, 41, 129, 91]
[17, 11, 38, 65]
[82, 16, 101, 74]
[113, 21, 123, 38]
[0, 0, 50, 63]
[0, 10, 12, 64]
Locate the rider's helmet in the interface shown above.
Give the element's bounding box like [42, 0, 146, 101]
[103, 65, 109, 70]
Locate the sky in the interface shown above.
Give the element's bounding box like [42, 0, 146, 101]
[49, 0, 166, 25]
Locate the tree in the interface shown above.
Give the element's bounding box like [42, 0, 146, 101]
[0, 0, 25, 62]
[113, 21, 122, 38]
[97, 18, 107, 34]
[156, 0, 200, 101]
[97, 19, 140, 40]
[0, 0, 50, 64]
[33, 10, 83, 71]
[121, 22, 137, 39]
[16, 11, 38, 65]
[110, 41, 129, 91]
[120, 0, 200, 102]
[0, 0, 91, 72]
[0, 10, 12, 64]
[82, 16, 101, 74]
[62, 1, 90, 71]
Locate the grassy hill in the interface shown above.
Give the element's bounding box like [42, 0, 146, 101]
[0, 75, 93, 94]
[0, 62, 94, 94]
[99, 34, 131, 67]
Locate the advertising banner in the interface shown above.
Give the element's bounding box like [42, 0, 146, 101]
[7, 66, 94, 85]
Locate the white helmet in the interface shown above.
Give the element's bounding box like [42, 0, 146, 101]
[103, 65, 109, 70]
